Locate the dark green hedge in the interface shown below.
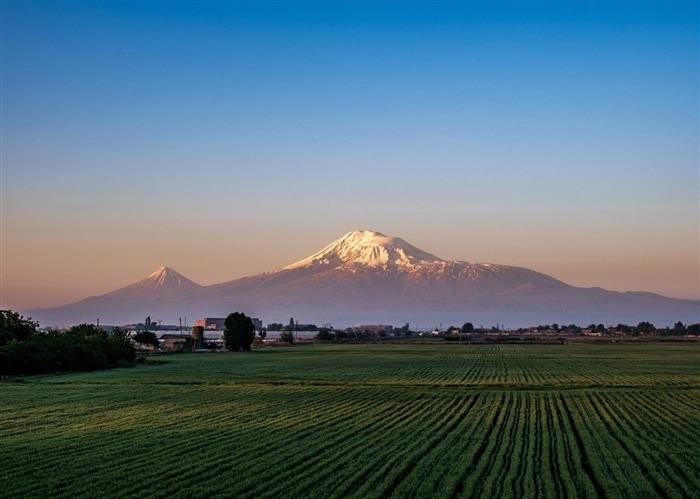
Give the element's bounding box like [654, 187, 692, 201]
[0, 312, 136, 375]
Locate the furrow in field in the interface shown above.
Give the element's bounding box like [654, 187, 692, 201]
[270, 395, 443, 498]
[24, 388, 364, 497]
[126, 391, 388, 497]
[4, 388, 324, 487]
[614, 391, 696, 482]
[629, 391, 700, 447]
[480, 394, 522, 497]
[556, 395, 604, 497]
[514, 394, 533, 497]
[329, 394, 469, 498]
[538, 395, 558, 499]
[458, 392, 514, 498]
[369, 393, 484, 498]
[413, 395, 495, 498]
[578, 394, 668, 497]
[593, 392, 699, 496]
[232, 392, 423, 498]
[566, 393, 647, 497]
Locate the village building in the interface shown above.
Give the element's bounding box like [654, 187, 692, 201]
[159, 334, 193, 351]
[194, 317, 263, 330]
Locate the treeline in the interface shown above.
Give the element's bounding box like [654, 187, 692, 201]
[314, 324, 417, 342]
[311, 320, 700, 342]
[0, 310, 136, 375]
[514, 321, 700, 336]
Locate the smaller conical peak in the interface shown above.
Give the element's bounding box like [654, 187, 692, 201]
[139, 266, 200, 289]
[283, 229, 444, 270]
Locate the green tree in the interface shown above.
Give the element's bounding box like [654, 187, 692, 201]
[104, 328, 137, 366]
[672, 321, 685, 335]
[0, 310, 37, 346]
[316, 328, 334, 341]
[461, 322, 474, 334]
[279, 330, 294, 344]
[636, 321, 656, 335]
[134, 330, 159, 347]
[224, 312, 256, 352]
[66, 323, 104, 337]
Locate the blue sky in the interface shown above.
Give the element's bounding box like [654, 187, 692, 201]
[1, 1, 698, 307]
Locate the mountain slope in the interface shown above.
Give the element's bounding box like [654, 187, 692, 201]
[191, 230, 698, 326]
[26, 230, 699, 327]
[115, 266, 202, 296]
[30, 266, 202, 326]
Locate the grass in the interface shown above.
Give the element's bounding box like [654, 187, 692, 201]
[1, 343, 698, 498]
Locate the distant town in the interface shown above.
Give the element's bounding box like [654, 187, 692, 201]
[48, 314, 700, 352]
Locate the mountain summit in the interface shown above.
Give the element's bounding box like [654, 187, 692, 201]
[28, 230, 699, 327]
[283, 230, 442, 270]
[129, 266, 201, 292]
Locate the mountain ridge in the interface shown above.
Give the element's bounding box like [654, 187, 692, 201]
[26, 230, 699, 327]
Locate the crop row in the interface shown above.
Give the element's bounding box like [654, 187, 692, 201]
[1, 383, 697, 498]
[26, 344, 699, 389]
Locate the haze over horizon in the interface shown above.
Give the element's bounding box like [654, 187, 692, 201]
[1, 1, 698, 310]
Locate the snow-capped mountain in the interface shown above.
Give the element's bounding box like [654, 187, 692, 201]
[27, 230, 699, 327]
[283, 230, 442, 270]
[120, 266, 202, 295]
[279, 230, 567, 295]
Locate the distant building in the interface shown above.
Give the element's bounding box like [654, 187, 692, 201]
[159, 334, 192, 351]
[194, 318, 226, 330]
[194, 317, 263, 331]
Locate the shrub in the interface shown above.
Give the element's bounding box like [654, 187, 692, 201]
[0, 312, 136, 375]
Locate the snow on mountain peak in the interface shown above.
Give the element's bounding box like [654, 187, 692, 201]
[137, 266, 200, 289]
[283, 229, 444, 270]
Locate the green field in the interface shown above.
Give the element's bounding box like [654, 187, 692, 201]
[1, 344, 698, 498]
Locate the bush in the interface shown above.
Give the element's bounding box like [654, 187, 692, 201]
[133, 330, 159, 347]
[0, 312, 136, 375]
[316, 328, 335, 341]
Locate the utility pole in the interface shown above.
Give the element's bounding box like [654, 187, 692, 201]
[179, 317, 182, 336]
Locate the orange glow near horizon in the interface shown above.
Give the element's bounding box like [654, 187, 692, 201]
[2, 223, 698, 311]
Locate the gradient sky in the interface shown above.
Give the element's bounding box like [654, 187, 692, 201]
[1, 1, 698, 310]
